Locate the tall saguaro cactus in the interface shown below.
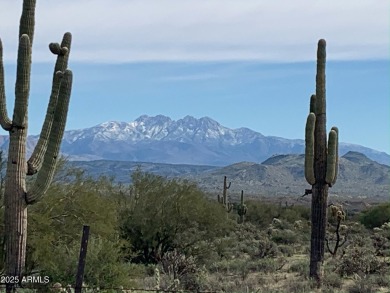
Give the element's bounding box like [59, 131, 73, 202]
[237, 190, 247, 224]
[217, 176, 233, 213]
[0, 0, 73, 288]
[304, 39, 339, 286]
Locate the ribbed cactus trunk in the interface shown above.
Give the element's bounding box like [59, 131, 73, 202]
[0, 1, 73, 290]
[237, 190, 247, 224]
[222, 176, 231, 212]
[305, 39, 339, 286]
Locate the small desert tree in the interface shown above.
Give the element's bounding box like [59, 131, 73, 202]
[0, 0, 73, 290]
[120, 171, 229, 264]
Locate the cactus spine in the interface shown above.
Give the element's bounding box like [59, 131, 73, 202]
[0, 0, 73, 286]
[237, 190, 247, 224]
[304, 39, 339, 286]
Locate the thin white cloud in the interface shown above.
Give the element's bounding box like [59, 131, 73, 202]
[159, 73, 220, 82]
[0, 0, 388, 63]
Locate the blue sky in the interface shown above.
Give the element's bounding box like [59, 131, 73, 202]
[0, 1, 389, 153]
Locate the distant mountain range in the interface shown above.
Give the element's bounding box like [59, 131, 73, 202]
[67, 151, 389, 199]
[0, 115, 389, 166]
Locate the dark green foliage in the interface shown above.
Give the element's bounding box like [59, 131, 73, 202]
[120, 170, 231, 264]
[288, 259, 309, 276]
[0, 161, 135, 289]
[359, 202, 390, 229]
[245, 200, 281, 226]
[278, 244, 294, 257]
[24, 170, 132, 288]
[347, 278, 375, 293]
[271, 229, 299, 245]
[245, 200, 309, 227]
[322, 272, 343, 289]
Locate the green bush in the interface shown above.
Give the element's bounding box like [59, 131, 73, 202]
[359, 202, 390, 229]
[271, 229, 299, 245]
[288, 259, 309, 278]
[13, 162, 136, 290]
[120, 170, 232, 264]
[347, 277, 375, 293]
[247, 258, 285, 274]
[323, 272, 343, 289]
[245, 200, 280, 227]
[371, 274, 390, 287]
[278, 244, 294, 257]
[337, 236, 387, 277]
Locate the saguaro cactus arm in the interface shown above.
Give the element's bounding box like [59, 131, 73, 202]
[222, 175, 231, 205]
[325, 129, 338, 185]
[305, 112, 316, 185]
[330, 126, 339, 186]
[19, 0, 36, 46]
[26, 69, 73, 204]
[310, 94, 316, 113]
[13, 35, 31, 129]
[27, 32, 72, 175]
[0, 39, 12, 130]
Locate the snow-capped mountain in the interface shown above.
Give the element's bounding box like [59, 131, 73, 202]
[62, 115, 263, 145]
[0, 115, 389, 166]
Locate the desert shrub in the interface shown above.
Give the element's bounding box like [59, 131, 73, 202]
[126, 263, 151, 278]
[337, 236, 387, 277]
[278, 244, 294, 257]
[184, 239, 221, 268]
[348, 221, 368, 234]
[371, 274, 390, 287]
[347, 277, 375, 293]
[211, 257, 280, 275]
[120, 171, 231, 264]
[82, 237, 135, 289]
[323, 272, 343, 289]
[247, 258, 286, 274]
[290, 204, 311, 220]
[209, 258, 250, 278]
[284, 279, 315, 293]
[198, 223, 278, 265]
[210, 235, 237, 260]
[271, 229, 299, 244]
[288, 259, 308, 276]
[25, 236, 134, 292]
[252, 236, 280, 259]
[324, 256, 338, 274]
[245, 200, 281, 227]
[279, 207, 306, 224]
[159, 249, 206, 290]
[24, 168, 132, 290]
[371, 233, 390, 257]
[359, 202, 390, 229]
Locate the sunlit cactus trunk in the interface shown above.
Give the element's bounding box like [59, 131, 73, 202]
[0, 0, 73, 289]
[304, 39, 339, 286]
